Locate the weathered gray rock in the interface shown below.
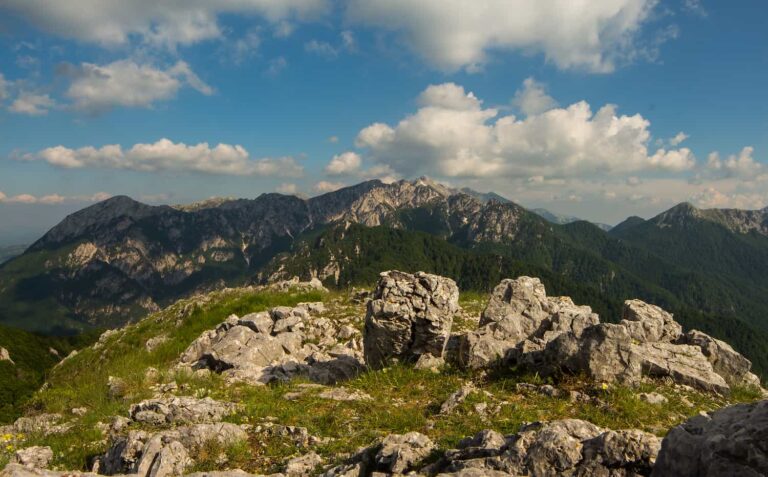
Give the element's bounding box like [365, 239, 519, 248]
[533, 323, 643, 385]
[96, 423, 247, 477]
[455, 278, 598, 370]
[621, 300, 682, 343]
[639, 392, 669, 405]
[375, 432, 436, 474]
[284, 451, 322, 476]
[0, 414, 70, 436]
[364, 271, 459, 369]
[634, 342, 729, 394]
[440, 384, 475, 414]
[317, 387, 372, 402]
[653, 399, 768, 477]
[682, 330, 760, 388]
[434, 421, 660, 476]
[11, 447, 53, 469]
[0, 465, 98, 477]
[107, 376, 128, 399]
[130, 396, 237, 425]
[178, 303, 360, 386]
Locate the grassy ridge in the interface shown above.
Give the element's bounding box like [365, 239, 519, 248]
[1, 288, 761, 474]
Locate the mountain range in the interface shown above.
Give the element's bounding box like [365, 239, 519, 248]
[2, 177, 768, 375]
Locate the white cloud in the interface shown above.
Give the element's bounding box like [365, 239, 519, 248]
[355, 81, 696, 180]
[276, 183, 298, 194]
[305, 31, 357, 58]
[325, 151, 362, 175]
[313, 181, 345, 193]
[265, 57, 288, 76]
[705, 147, 763, 181]
[327, 136, 339, 143]
[33, 138, 304, 176]
[9, 91, 55, 115]
[0, 191, 112, 205]
[669, 131, 689, 146]
[2, 0, 329, 48]
[690, 187, 765, 210]
[64, 60, 213, 112]
[346, 0, 660, 72]
[513, 78, 557, 116]
[305, 39, 338, 58]
[230, 29, 262, 64]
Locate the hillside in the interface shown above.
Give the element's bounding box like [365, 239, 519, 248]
[0, 325, 98, 423]
[0, 272, 764, 476]
[0, 245, 26, 265]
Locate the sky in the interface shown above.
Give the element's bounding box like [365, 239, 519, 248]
[0, 0, 767, 244]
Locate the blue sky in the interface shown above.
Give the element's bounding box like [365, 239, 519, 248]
[0, 0, 766, 243]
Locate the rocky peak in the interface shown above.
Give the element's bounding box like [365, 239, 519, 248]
[650, 201, 768, 236]
[30, 196, 169, 250]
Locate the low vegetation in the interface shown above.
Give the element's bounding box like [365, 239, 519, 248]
[1, 287, 762, 474]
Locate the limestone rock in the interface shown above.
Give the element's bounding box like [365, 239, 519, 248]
[316, 387, 372, 402]
[534, 323, 643, 385]
[284, 452, 322, 476]
[639, 392, 669, 405]
[621, 300, 682, 343]
[440, 384, 475, 414]
[434, 421, 660, 476]
[11, 447, 53, 469]
[479, 277, 552, 343]
[375, 432, 436, 474]
[634, 342, 729, 394]
[653, 399, 768, 476]
[130, 396, 237, 425]
[364, 271, 459, 369]
[682, 329, 759, 387]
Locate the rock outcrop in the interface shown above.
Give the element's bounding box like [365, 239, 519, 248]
[364, 271, 459, 369]
[442, 275, 760, 394]
[178, 303, 363, 386]
[456, 277, 599, 370]
[0, 347, 13, 364]
[129, 397, 237, 425]
[11, 447, 53, 469]
[653, 399, 768, 477]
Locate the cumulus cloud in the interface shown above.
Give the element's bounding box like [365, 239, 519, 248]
[63, 60, 213, 112]
[1, 0, 329, 48]
[324, 151, 362, 175]
[346, 0, 660, 72]
[513, 78, 557, 116]
[705, 147, 763, 181]
[9, 91, 55, 115]
[355, 81, 696, 180]
[313, 181, 345, 193]
[0, 191, 111, 205]
[669, 131, 689, 146]
[305, 31, 357, 58]
[32, 138, 304, 176]
[690, 187, 766, 210]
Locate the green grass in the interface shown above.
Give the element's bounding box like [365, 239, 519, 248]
[6, 288, 765, 474]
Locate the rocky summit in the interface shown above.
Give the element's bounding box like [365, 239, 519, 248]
[1, 270, 766, 477]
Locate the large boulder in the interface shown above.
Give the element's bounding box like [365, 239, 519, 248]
[653, 399, 768, 477]
[530, 323, 643, 385]
[364, 271, 459, 369]
[682, 330, 761, 388]
[456, 278, 598, 370]
[633, 342, 729, 394]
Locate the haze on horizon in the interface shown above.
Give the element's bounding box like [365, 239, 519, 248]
[0, 0, 766, 242]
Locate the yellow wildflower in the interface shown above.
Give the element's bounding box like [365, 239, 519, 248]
[5, 444, 13, 451]
[601, 383, 609, 390]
